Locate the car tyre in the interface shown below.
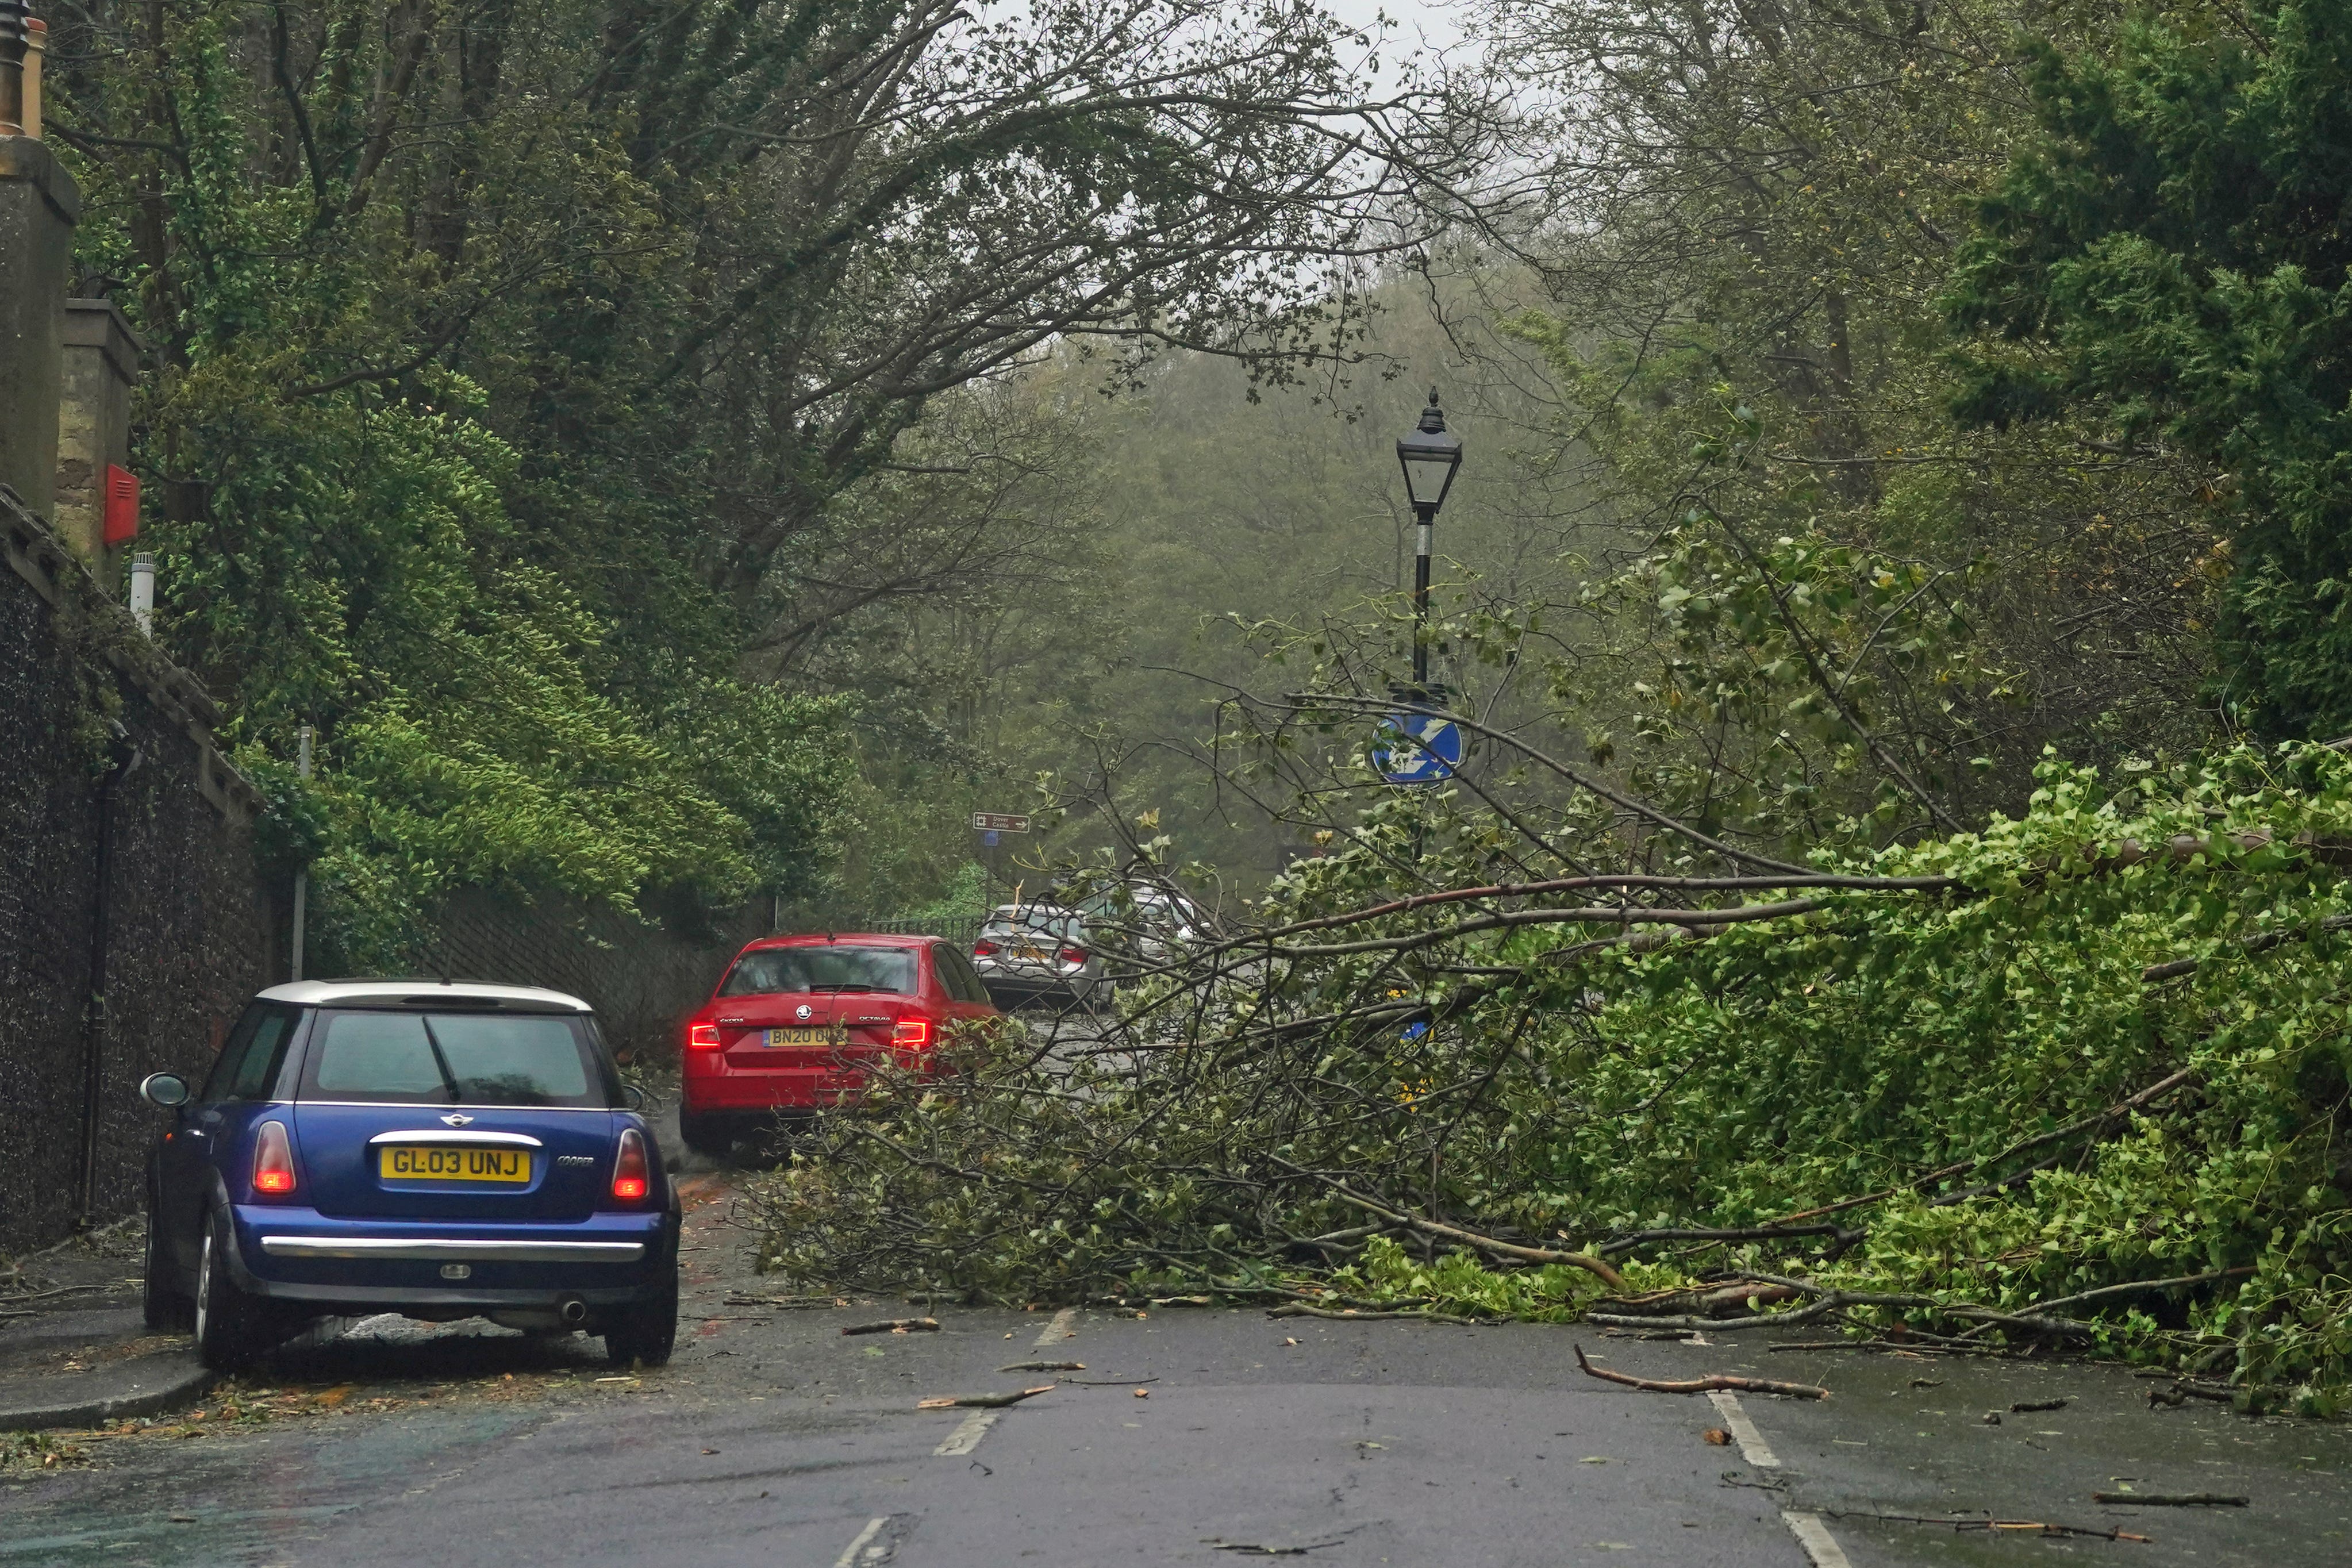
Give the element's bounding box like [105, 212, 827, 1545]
[677, 1109, 733, 1157]
[193, 1209, 270, 1370]
[142, 1208, 194, 1333]
[604, 1248, 679, 1368]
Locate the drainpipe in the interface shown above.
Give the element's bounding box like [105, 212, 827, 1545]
[78, 727, 144, 1228]
[289, 724, 312, 980]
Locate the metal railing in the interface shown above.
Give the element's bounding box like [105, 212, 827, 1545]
[839, 914, 986, 948]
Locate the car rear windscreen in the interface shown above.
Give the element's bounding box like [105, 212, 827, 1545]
[302, 1010, 606, 1106]
[720, 946, 917, 997]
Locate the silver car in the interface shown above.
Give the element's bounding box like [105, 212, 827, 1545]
[971, 905, 1106, 1010]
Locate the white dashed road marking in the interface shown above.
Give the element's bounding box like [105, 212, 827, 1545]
[933, 1411, 998, 1456]
[1705, 1390, 1780, 1467]
[1712, 1391, 1856, 1568]
[1033, 1306, 1078, 1347]
[1782, 1512, 1855, 1568]
[831, 1517, 891, 1567]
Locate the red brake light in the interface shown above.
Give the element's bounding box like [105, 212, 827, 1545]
[252, 1120, 296, 1196]
[972, 941, 998, 957]
[1059, 947, 1087, 964]
[612, 1128, 649, 1202]
[687, 1022, 721, 1050]
[891, 1017, 932, 1050]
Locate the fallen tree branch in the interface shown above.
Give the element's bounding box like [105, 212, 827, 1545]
[1596, 1224, 1857, 1257]
[843, 1317, 941, 1335]
[1302, 1173, 1626, 1289]
[2091, 1493, 2246, 1507]
[1573, 1342, 1828, 1398]
[916, 1385, 1055, 1409]
[2024, 1267, 2253, 1317]
[1269, 1303, 1486, 1325]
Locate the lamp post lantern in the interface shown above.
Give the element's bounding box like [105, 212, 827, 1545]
[1396, 387, 1463, 695]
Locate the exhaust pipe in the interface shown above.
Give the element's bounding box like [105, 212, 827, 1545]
[559, 1297, 588, 1326]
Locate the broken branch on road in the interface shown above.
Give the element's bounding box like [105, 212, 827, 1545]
[1573, 1343, 1828, 1399]
[841, 1317, 940, 1335]
[916, 1386, 1056, 1409]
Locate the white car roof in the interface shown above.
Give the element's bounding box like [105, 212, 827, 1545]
[255, 979, 593, 1012]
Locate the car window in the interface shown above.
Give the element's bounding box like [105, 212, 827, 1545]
[302, 1010, 604, 1106]
[201, 1004, 299, 1101]
[933, 944, 986, 1004]
[719, 946, 917, 996]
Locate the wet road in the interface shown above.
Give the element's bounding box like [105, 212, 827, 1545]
[4, 1165, 2346, 1567]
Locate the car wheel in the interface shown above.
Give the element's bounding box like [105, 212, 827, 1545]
[677, 1109, 733, 1157]
[142, 1207, 194, 1333]
[604, 1243, 679, 1368]
[193, 1209, 268, 1370]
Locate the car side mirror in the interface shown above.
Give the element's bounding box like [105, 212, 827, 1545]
[140, 1072, 190, 1109]
[621, 1083, 647, 1112]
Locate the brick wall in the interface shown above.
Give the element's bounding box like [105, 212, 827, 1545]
[0, 494, 273, 1255]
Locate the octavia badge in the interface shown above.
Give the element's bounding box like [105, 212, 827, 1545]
[440, 1113, 474, 1127]
[794, 1004, 813, 1021]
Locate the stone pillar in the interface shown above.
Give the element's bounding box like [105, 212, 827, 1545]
[0, 133, 78, 517]
[55, 298, 141, 577]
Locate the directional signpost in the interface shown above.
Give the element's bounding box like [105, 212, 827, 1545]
[973, 812, 1032, 833]
[1373, 713, 1463, 785]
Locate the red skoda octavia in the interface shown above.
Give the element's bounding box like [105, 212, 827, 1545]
[678, 933, 997, 1154]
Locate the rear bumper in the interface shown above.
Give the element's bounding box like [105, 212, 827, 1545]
[226, 1205, 674, 1309]
[259, 1236, 645, 1263]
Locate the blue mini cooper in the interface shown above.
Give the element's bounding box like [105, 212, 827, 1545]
[138, 980, 680, 1370]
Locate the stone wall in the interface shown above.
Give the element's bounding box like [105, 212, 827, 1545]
[0, 493, 273, 1255]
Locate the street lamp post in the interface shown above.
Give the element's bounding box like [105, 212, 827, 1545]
[1396, 387, 1463, 697]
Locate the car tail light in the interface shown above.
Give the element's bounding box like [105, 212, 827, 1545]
[252, 1121, 296, 1196]
[611, 1128, 650, 1202]
[891, 1018, 931, 1051]
[1059, 947, 1087, 964]
[972, 941, 998, 957]
[687, 1021, 721, 1050]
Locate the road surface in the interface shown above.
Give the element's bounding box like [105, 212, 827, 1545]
[4, 1167, 2345, 1566]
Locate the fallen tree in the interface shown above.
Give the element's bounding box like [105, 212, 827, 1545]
[749, 743, 2352, 1413]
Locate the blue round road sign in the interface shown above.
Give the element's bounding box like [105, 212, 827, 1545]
[1373, 714, 1463, 785]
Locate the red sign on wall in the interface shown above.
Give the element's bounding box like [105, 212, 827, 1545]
[103, 465, 140, 545]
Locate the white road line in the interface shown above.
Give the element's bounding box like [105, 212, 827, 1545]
[1782, 1512, 1854, 1568]
[1705, 1389, 1780, 1468]
[1033, 1306, 1078, 1347]
[831, 1517, 890, 1568]
[933, 1411, 998, 1456]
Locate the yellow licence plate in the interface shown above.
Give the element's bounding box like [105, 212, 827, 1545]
[379, 1147, 531, 1183]
[764, 1027, 848, 1048]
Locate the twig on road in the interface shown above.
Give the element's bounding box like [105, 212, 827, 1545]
[917, 1386, 1056, 1409]
[2092, 1493, 2247, 1507]
[1268, 1303, 1488, 1326]
[1816, 1507, 2150, 1543]
[1573, 1343, 1829, 1399]
[842, 1317, 940, 1335]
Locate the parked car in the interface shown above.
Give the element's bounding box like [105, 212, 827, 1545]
[970, 904, 1107, 1010]
[138, 980, 680, 1371]
[678, 933, 998, 1154]
[1081, 884, 1209, 976]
